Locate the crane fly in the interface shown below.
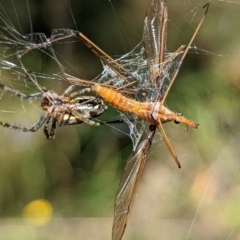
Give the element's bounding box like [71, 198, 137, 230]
[67, 0, 210, 239]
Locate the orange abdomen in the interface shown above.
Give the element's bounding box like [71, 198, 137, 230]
[93, 85, 150, 121]
[92, 84, 199, 128]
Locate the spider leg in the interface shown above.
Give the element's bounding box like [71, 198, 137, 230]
[62, 84, 92, 98]
[98, 117, 134, 125]
[68, 88, 92, 98]
[0, 113, 48, 133]
[43, 116, 52, 139]
[18, 60, 46, 96]
[62, 85, 75, 96]
[26, 92, 43, 101]
[0, 83, 42, 101]
[29, 114, 49, 132]
[72, 111, 101, 126]
[49, 119, 57, 139]
[0, 121, 31, 132]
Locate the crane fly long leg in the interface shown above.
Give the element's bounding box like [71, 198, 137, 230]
[161, 2, 211, 104]
[157, 122, 181, 168]
[66, 75, 137, 96]
[113, 125, 156, 240]
[78, 33, 136, 86]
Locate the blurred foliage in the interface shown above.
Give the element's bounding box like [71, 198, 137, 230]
[0, 0, 240, 239]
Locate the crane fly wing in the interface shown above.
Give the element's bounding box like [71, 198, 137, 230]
[112, 127, 156, 240]
[143, 0, 167, 70]
[143, 0, 168, 98]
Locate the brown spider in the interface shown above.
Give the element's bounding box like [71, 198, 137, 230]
[0, 82, 107, 139]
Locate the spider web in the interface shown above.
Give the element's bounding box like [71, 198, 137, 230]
[0, 0, 212, 150]
[0, 0, 224, 151]
[0, 1, 240, 239]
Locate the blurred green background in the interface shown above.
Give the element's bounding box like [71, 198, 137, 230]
[0, 0, 240, 239]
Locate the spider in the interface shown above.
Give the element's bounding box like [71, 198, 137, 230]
[0, 81, 108, 139]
